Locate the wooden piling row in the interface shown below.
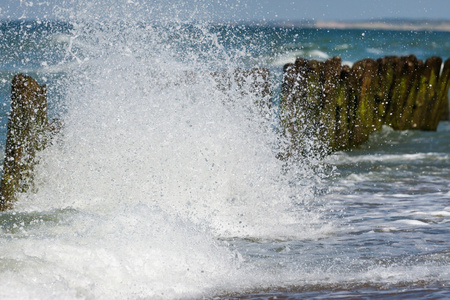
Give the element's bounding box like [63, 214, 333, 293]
[0, 58, 448, 208]
[281, 55, 450, 154]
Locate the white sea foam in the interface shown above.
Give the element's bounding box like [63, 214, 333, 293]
[0, 2, 331, 298]
[335, 43, 350, 50]
[366, 47, 383, 55]
[269, 50, 305, 66]
[328, 152, 449, 165]
[269, 49, 330, 66]
[393, 219, 430, 226]
[412, 210, 450, 217]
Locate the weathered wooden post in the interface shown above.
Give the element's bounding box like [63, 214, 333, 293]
[348, 59, 368, 147]
[279, 58, 311, 158]
[412, 56, 442, 130]
[334, 65, 351, 150]
[0, 74, 49, 210]
[388, 56, 409, 129]
[376, 56, 398, 128]
[321, 57, 341, 150]
[356, 59, 378, 143]
[437, 58, 450, 123]
[392, 55, 419, 130]
[398, 55, 423, 130]
[382, 56, 402, 129]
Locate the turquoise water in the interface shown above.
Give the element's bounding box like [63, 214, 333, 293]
[0, 17, 449, 299]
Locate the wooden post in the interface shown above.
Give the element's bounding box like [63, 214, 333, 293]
[413, 57, 442, 130]
[395, 55, 420, 130]
[357, 59, 378, 140]
[437, 58, 450, 122]
[334, 65, 351, 150]
[279, 59, 312, 158]
[321, 57, 341, 151]
[376, 56, 398, 127]
[348, 59, 366, 146]
[0, 74, 48, 210]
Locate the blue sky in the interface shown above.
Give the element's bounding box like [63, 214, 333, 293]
[1, 0, 449, 21]
[209, 0, 450, 22]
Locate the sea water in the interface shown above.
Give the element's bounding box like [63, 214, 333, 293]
[0, 2, 449, 299]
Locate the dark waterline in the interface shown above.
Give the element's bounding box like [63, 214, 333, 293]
[226, 284, 450, 299]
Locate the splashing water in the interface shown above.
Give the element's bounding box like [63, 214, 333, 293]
[0, 1, 333, 299]
[4, 1, 448, 298]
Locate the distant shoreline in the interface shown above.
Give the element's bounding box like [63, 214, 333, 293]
[271, 19, 450, 32]
[315, 20, 450, 32]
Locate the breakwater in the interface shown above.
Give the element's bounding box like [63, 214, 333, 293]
[280, 55, 450, 155]
[1, 56, 450, 209]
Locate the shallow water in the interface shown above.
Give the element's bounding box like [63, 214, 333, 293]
[0, 2, 449, 298]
